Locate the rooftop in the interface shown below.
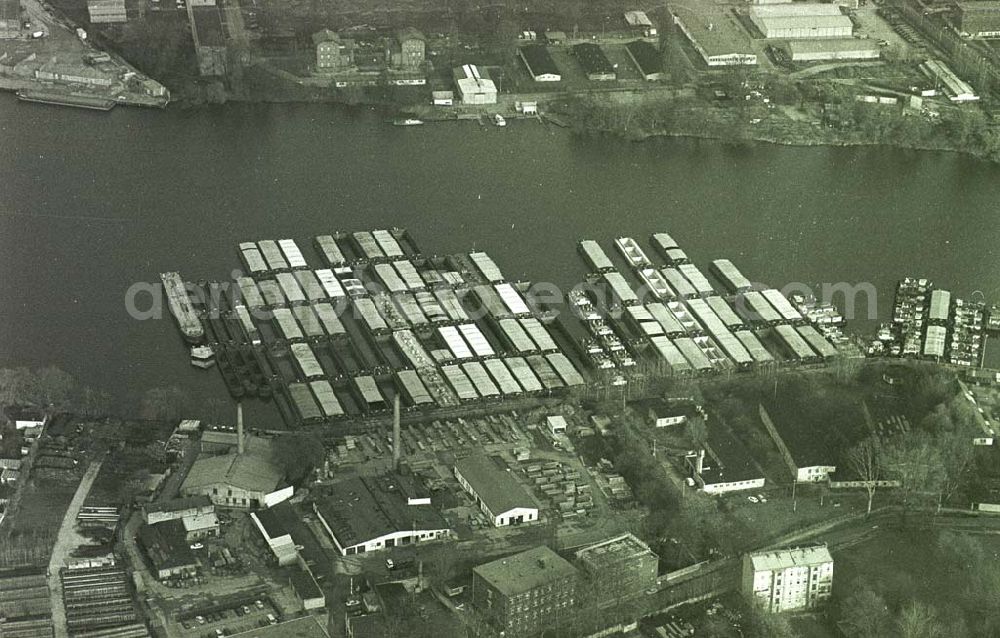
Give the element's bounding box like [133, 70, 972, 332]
[192, 7, 225, 47]
[139, 520, 197, 571]
[144, 495, 213, 515]
[787, 38, 879, 54]
[314, 475, 449, 547]
[454, 454, 536, 515]
[747, 545, 833, 572]
[182, 511, 219, 532]
[625, 40, 664, 74]
[761, 391, 867, 468]
[672, 5, 756, 57]
[754, 14, 854, 31]
[312, 28, 339, 45]
[474, 546, 578, 597]
[230, 615, 330, 638]
[182, 444, 283, 494]
[519, 44, 560, 77]
[700, 417, 763, 485]
[575, 533, 658, 570]
[572, 43, 616, 75]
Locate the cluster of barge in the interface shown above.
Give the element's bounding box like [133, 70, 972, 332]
[871, 277, 986, 366]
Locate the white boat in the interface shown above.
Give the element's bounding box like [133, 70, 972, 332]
[393, 118, 423, 126]
[493, 114, 506, 127]
[190, 345, 216, 369]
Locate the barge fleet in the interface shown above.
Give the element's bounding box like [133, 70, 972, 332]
[161, 272, 204, 344]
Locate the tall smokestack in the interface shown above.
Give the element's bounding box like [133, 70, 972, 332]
[392, 394, 401, 471]
[237, 402, 245, 456]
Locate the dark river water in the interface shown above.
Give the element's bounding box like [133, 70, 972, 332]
[2, 95, 999, 418]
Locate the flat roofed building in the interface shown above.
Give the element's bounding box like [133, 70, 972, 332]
[143, 495, 214, 525]
[671, 7, 758, 66]
[956, 1, 1000, 37]
[251, 504, 299, 566]
[313, 475, 451, 556]
[138, 520, 198, 580]
[742, 545, 833, 613]
[454, 454, 539, 527]
[687, 420, 767, 494]
[757, 401, 867, 483]
[625, 40, 666, 79]
[750, 8, 853, 39]
[34, 58, 113, 87]
[228, 615, 330, 638]
[786, 38, 879, 61]
[575, 533, 658, 602]
[181, 511, 220, 540]
[453, 64, 497, 104]
[472, 546, 578, 637]
[518, 44, 561, 81]
[87, 0, 125, 23]
[572, 43, 617, 80]
[921, 59, 979, 102]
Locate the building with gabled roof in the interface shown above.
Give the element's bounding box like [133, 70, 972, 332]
[181, 434, 290, 509]
[313, 474, 451, 556]
[472, 546, 578, 637]
[454, 454, 539, 527]
[138, 519, 198, 580]
[518, 45, 561, 81]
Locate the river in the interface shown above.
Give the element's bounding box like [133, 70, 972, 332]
[1, 95, 998, 418]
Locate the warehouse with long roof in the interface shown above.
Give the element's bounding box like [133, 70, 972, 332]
[750, 4, 853, 39]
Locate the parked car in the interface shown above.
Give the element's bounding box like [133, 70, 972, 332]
[747, 495, 760, 503]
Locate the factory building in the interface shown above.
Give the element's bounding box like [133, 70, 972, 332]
[180, 409, 291, 509]
[472, 546, 578, 638]
[573, 43, 616, 81]
[671, 7, 758, 66]
[453, 64, 497, 104]
[454, 454, 539, 527]
[143, 496, 214, 525]
[389, 27, 425, 70]
[742, 545, 834, 613]
[138, 520, 198, 580]
[86, 0, 125, 23]
[34, 58, 113, 87]
[574, 534, 659, 602]
[518, 44, 561, 81]
[786, 38, 880, 61]
[750, 4, 853, 39]
[313, 475, 452, 556]
[955, 2, 1000, 37]
[921, 59, 979, 102]
[313, 29, 353, 72]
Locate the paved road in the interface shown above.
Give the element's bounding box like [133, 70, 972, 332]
[48, 460, 103, 638]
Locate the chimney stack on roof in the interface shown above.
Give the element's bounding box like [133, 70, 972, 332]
[237, 402, 245, 456]
[392, 393, 401, 470]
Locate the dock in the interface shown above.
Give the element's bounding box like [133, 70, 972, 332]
[17, 89, 116, 111]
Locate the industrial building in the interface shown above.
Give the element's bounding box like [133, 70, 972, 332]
[742, 545, 834, 613]
[472, 546, 578, 637]
[671, 7, 758, 67]
[0, 0, 21, 39]
[143, 495, 214, 525]
[454, 454, 539, 527]
[138, 520, 198, 580]
[625, 40, 666, 79]
[86, 0, 125, 23]
[687, 417, 767, 494]
[180, 426, 289, 509]
[921, 59, 979, 102]
[624, 10, 657, 36]
[251, 506, 299, 566]
[313, 475, 452, 555]
[389, 27, 425, 70]
[313, 29, 353, 72]
[518, 45, 561, 81]
[34, 58, 113, 87]
[574, 534, 658, 602]
[572, 43, 617, 81]
[453, 64, 497, 104]
[955, 2, 1000, 37]
[786, 38, 880, 61]
[757, 402, 869, 483]
[749, 4, 853, 39]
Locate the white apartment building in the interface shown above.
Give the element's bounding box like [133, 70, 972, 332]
[742, 545, 833, 613]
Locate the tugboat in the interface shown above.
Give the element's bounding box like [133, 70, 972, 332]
[392, 118, 423, 126]
[190, 346, 216, 369]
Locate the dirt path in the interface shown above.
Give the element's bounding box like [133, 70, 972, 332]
[47, 460, 103, 638]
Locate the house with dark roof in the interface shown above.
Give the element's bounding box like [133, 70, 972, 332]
[138, 520, 198, 580]
[518, 45, 561, 81]
[625, 40, 665, 80]
[454, 455, 539, 527]
[573, 43, 616, 81]
[472, 546, 578, 637]
[313, 475, 452, 556]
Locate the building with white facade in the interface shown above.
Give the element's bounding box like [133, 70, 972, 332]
[453, 64, 497, 104]
[742, 545, 833, 613]
[750, 4, 852, 39]
[313, 475, 452, 556]
[455, 454, 539, 527]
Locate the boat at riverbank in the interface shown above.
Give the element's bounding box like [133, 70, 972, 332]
[161, 272, 204, 344]
[16, 89, 116, 111]
[393, 118, 423, 126]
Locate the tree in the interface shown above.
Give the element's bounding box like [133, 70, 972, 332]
[898, 601, 947, 638]
[882, 433, 946, 511]
[272, 432, 324, 483]
[846, 436, 883, 517]
[936, 431, 975, 511]
[35, 366, 76, 409]
[139, 386, 189, 421]
[686, 416, 708, 445]
[839, 581, 892, 638]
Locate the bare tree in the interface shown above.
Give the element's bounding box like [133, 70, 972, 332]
[846, 436, 882, 517]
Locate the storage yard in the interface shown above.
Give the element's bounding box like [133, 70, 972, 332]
[163, 228, 861, 430]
